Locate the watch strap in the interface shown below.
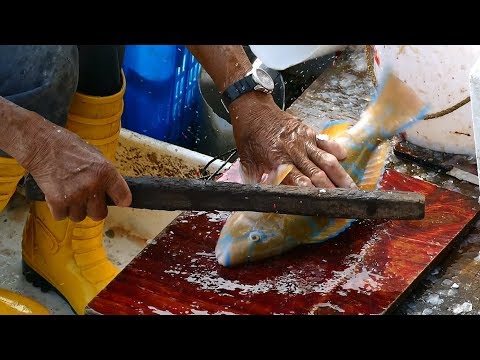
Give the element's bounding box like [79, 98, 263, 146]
[221, 74, 257, 108]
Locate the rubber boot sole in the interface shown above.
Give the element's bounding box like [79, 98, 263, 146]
[22, 260, 77, 314]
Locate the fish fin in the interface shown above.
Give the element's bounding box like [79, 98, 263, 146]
[302, 142, 390, 245]
[303, 218, 355, 244]
[262, 163, 294, 186]
[238, 163, 258, 185]
[360, 71, 429, 139]
[359, 141, 390, 191]
[239, 162, 293, 186]
[320, 120, 353, 138]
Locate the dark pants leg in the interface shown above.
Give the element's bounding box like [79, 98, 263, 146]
[0, 45, 125, 158]
[77, 45, 125, 96]
[0, 45, 79, 157]
[0, 44, 124, 199]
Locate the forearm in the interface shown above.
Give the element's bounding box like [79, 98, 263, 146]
[0, 97, 59, 168]
[187, 45, 253, 92]
[187, 45, 278, 124]
[187, 46, 353, 189]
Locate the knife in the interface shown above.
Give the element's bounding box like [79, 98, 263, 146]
[394, 141, 479, 185]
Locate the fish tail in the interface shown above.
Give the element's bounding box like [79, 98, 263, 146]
[353, 69, 429, 141]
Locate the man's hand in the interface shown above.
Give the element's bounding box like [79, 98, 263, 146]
[229, 92, 356, 188]
[25, 127, 131, 222]
[0, 97, 131, 222]
[186, 45, 355, 189]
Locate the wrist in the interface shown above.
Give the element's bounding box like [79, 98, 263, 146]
[18, 121, 71, 175]
[228, 91, 278, 126]
[0, 99, 43, 165]
[218, 57, 252, 93]
[9, 114, 62, 171]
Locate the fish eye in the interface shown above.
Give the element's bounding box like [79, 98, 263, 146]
[249, 232, 261, 242]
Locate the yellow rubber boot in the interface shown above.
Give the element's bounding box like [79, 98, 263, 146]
[0, 288, 49, 315]
[22, 73, 126, 315]
[0, 157, 48, 315]
[0, 157, 26, 213]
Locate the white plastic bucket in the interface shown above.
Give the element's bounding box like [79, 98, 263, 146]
[372, 45, 480, 156]
[249, 45, 347, 71]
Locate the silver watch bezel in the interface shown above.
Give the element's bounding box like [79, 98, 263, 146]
[249, 67, 274, 94]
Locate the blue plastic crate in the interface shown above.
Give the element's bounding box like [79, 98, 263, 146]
[121, 45, 202, 147]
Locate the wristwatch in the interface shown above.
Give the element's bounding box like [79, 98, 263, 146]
[221, 66, 275, 111]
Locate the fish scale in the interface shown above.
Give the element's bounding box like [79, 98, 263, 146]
[216, 71, 429, 267]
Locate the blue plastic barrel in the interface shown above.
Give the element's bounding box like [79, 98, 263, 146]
[121, 45, 202, 147]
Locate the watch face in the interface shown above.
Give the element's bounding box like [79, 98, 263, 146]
[253, 68, 275, 91]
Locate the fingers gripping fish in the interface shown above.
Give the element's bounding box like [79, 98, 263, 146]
[216, 71, 428, 267]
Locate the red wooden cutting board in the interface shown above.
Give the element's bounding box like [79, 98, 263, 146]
[86, 163, 480, 315]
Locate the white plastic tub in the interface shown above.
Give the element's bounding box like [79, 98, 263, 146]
[249, 45, 347, 70]
[469, 57, 480, 200]
[107, 129, 230, 241]
[373, 45, 480, 156]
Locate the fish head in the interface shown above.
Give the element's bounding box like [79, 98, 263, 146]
[216, 211, 295, 267]
[216, 163, 297, 267]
